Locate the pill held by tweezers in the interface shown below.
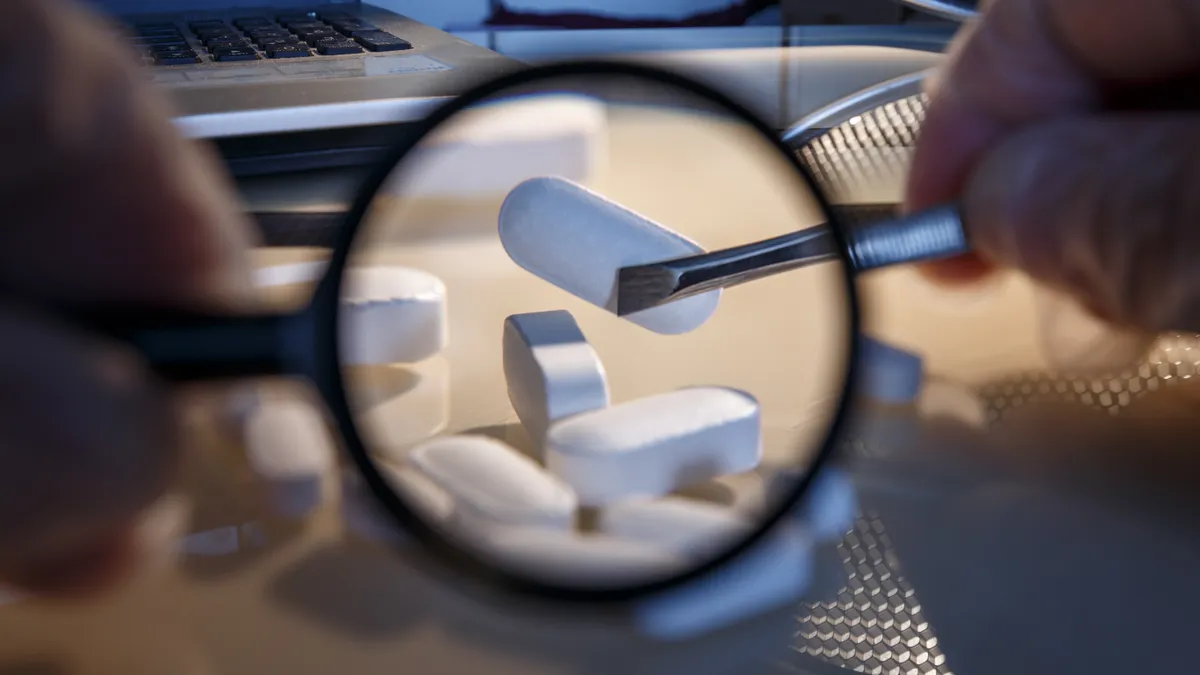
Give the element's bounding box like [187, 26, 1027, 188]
[407, 435, 578, 535]
[545, 387, 762, 506]
[503, 310, 610, 450]
[498, 176, 721, 335]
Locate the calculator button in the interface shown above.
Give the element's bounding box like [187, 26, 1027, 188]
[265, 45, 312, 58]
[188, 20, 227, 30]
[206, 39, 250, 51]
[331, 20, 378, 35]
[256, 36, 299, 48]
[150, 43, 192, 53]
[317, 40, 363, 55]
[300, 29, 340, 45]
[233, 17, 273, 29]
[154, 50, 200, 65]
[354, 31, 411, 52]
[213, 47, 260, 62]
[286, 21, 327, 33]
[247, 28, 291, 40]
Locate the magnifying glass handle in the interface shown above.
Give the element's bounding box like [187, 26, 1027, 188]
[615, 203, 967, 316]
[66, 308, 300, 383]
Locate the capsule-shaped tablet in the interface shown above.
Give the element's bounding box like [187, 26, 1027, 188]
[598, 497, 753, 558]
[859, 335, 923, 405]
[245, 399, 334, 519]
[545, 387, 762, 506]
[407, 435, 578, 536]
[634, 524, 813, 640]
[503, 310, 610, 450]
[498, 176, 721, 335]
[339, 266, 448, 366]
[481, 527, 684, 586]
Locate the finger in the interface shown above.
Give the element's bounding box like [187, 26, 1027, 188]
[0, 0, 256, 311]
[907, 0, 1200, 214]
[0, 302, 180, 592]
[964, 114, 1200, 333]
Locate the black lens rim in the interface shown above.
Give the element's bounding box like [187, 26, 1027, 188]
[313, 59, 864, 604]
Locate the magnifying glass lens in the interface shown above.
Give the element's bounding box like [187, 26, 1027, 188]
[337, 71, 854, 593]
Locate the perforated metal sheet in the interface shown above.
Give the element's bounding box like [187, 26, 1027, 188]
[794, 93, 927, 203]
[787, 86, 1200, 675]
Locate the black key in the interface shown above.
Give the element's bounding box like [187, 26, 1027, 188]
[233, 17, 273, 29]
[301, 29, 340, 45]
[213, 47, 260, 62]
[132, 35, 188, 46]
[150, 42, 193, 53]
[276, 12, 315, 22]
[203, 34, 243, 46]
[279, 17, 321, 29]
[265, 44, 311, 58]
[330, 20, 378, 34]
[354, 31, 411, 52]
[189, 19, 227, 29]
[194, 27, 236, 39]
[206, 39, 250, 51]
[286, 21, 327, 32]
[255, 35, 299, 48]
[154, 50, 200, 65]
[317, 40, 362, 55]
[247, 28, 290, 39]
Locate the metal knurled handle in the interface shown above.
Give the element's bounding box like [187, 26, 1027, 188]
[846, 204, 968, 272]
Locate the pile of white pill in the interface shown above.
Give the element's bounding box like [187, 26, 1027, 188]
[235, 177, 870, 639]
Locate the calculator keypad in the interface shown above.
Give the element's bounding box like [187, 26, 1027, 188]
[126, 10, 412, 66]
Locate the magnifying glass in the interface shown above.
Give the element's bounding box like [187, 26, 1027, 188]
[76, 61, 962, 606]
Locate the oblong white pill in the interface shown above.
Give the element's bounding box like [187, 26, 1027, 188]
[498, 176, 721, 335]
[634, 524, 813, 640]
[675, 471, 769, 514]
[599, 497, 753, 558]
[503, 310, 610, 450]
[339, 266, 448, 366]
[859, 335, 923, 404]
[481, 528, 683, 585]
[244, 399, 334, 519]
[407, 435, 578, 535]
[1033, 286, 1155, 375]
[348, 356, 451, 461]
[545, 387, 762, 506]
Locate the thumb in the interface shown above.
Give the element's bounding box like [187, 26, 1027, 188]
[965, 114, 1200, 333]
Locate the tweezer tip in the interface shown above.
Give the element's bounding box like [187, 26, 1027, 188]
[615, 264, 679, 317]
